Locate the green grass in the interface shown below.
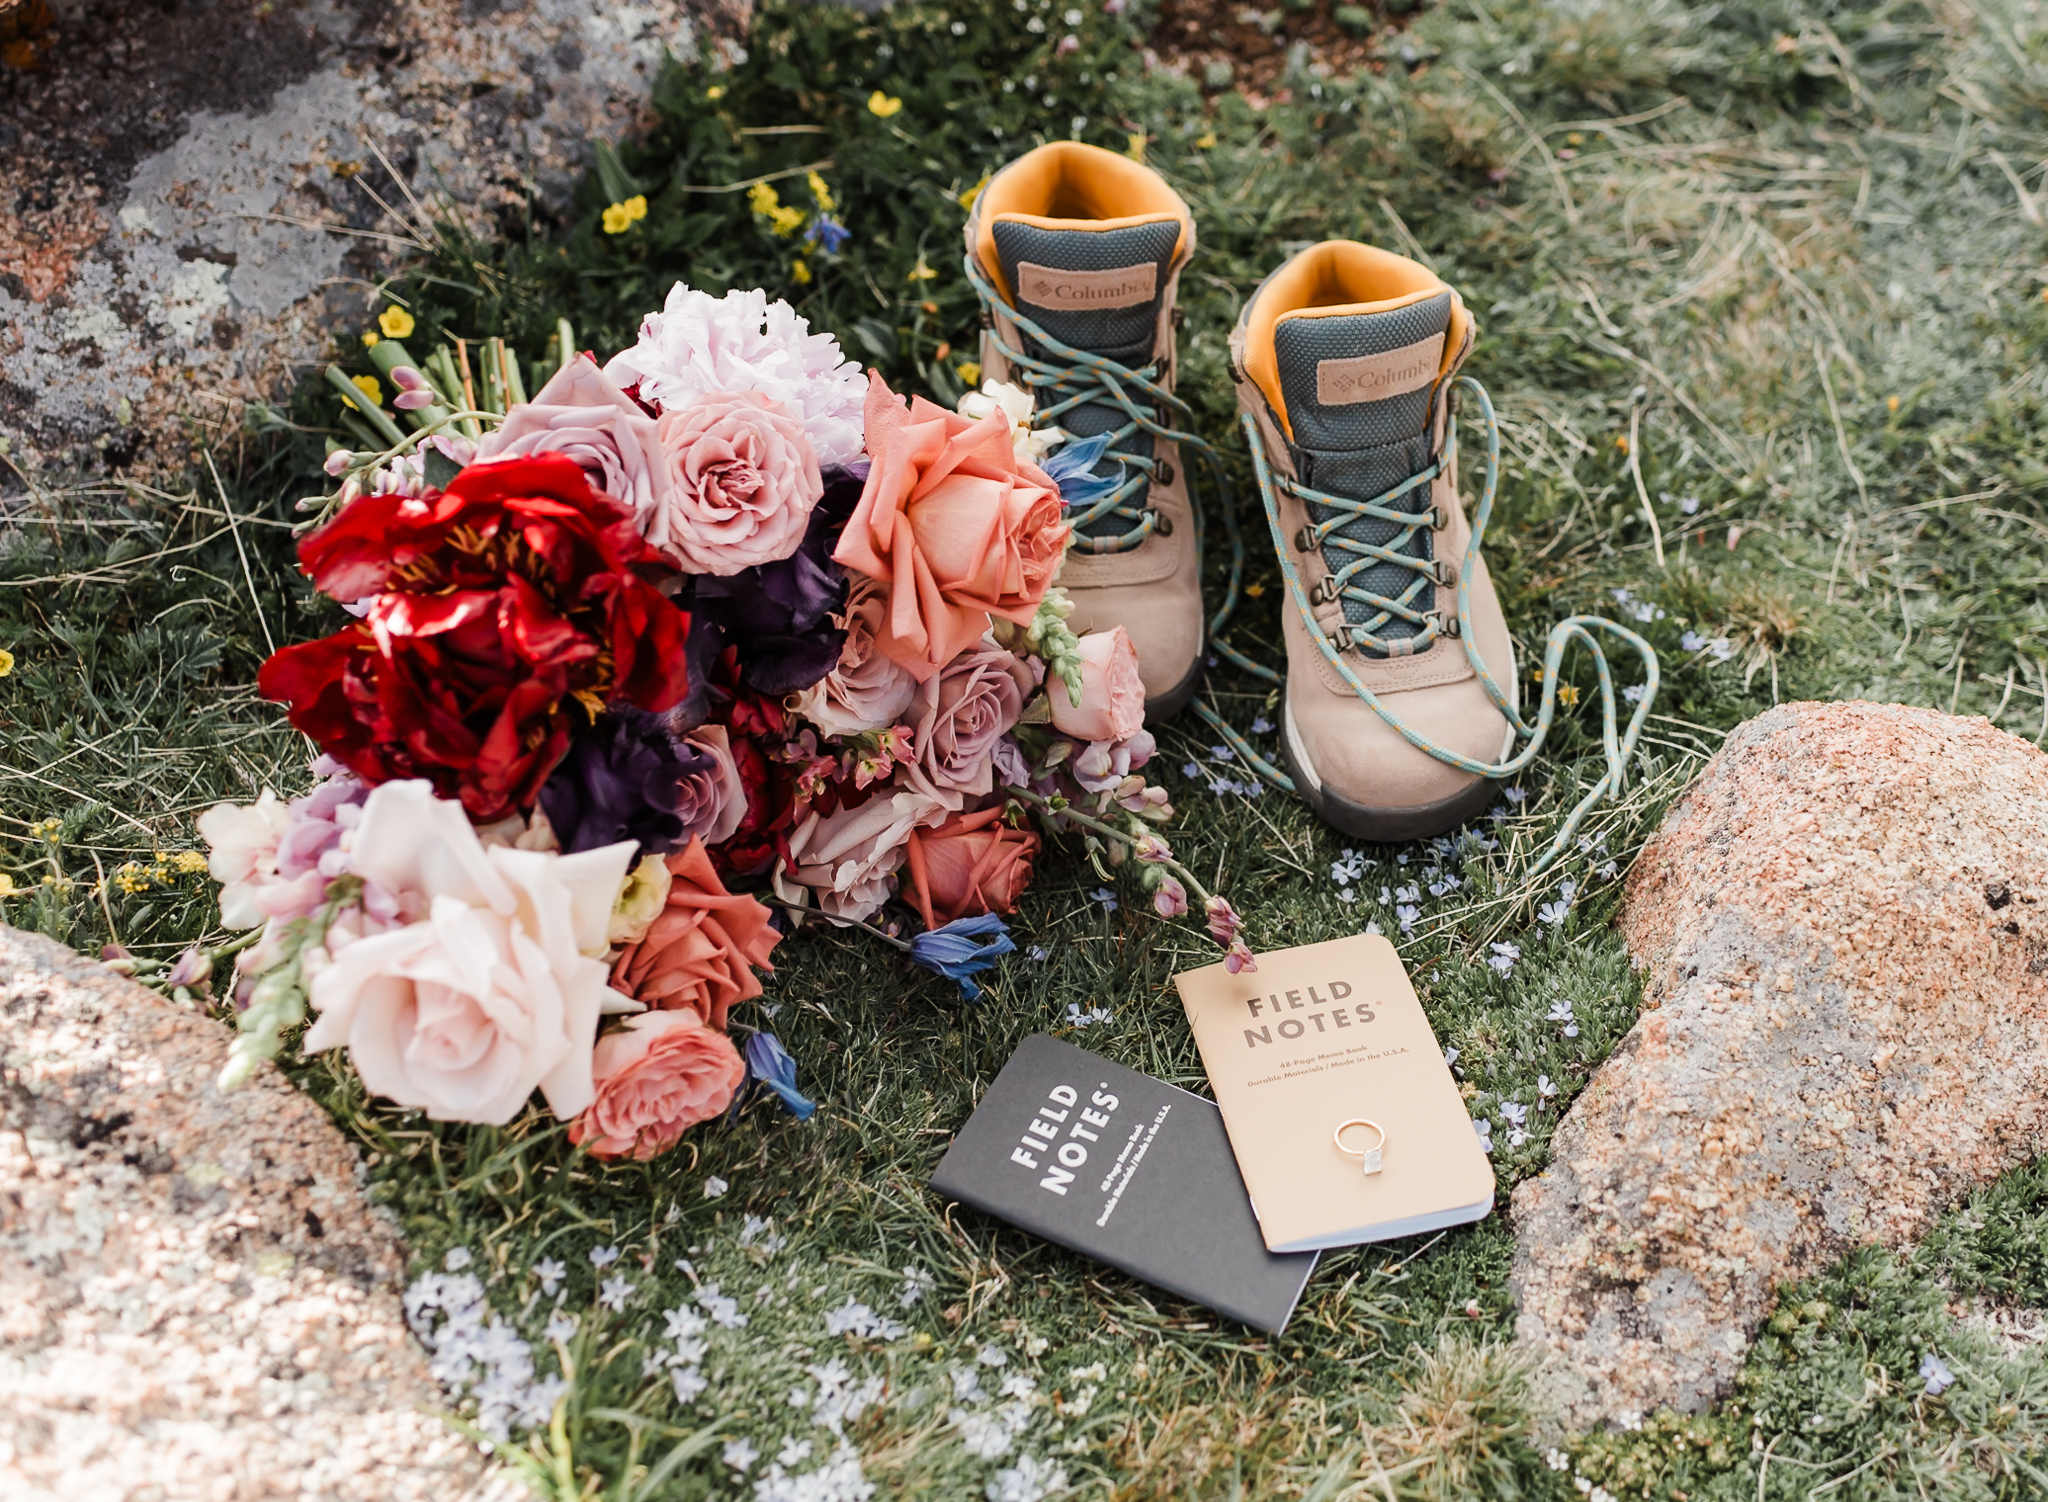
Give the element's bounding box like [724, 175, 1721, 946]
[10, 0, 2048, 1495]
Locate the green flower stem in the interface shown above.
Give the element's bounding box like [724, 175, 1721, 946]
[323, 364, 408, 448]
[762, 895, 914, 952]
[1002, 785, 1216, 909]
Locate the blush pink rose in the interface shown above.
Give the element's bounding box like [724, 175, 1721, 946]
[473, 356, 665, 520]
[648, 390, 824, 575]
[832, 372, 1068, 681]
[778, 784, 947, 923]
[900, 637, 1033, 809]
[675, 722, 748, 846]
[786, 574, 919, 736]
[567, 1008, 746, 1162]
[1048, 626, 1144, 744]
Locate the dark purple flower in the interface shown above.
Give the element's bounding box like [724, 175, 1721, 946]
[538, 706, 688, 856]
[682, 467, 864, 700]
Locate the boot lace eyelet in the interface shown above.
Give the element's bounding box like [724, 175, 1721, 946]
[1149, 510, 1173, 538]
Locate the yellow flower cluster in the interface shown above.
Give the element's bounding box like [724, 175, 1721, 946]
[603, 194, 649, 235]
[378, 305, 416, 338]
[113, 861, 159, 895]
[29, 817, 61, 840]
[747, 183, 806, 238]
[807, 171, 835, 214]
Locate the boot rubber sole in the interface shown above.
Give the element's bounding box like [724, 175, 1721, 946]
[1280, 701, 1497, 843]
[1143, 636, 1206, 724]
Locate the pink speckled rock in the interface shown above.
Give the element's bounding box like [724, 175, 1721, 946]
[0, 925, 521, 1502]
[1510, 701, 2048, 1430]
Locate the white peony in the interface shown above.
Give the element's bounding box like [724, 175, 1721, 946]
[604, 283, 868, 470]
[197, 789, 292, 929]
[302, 781, 640, 1125]
[957, 379, 1066, 463]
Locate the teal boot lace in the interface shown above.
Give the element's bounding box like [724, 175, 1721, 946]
[963, 253, 1271, 675]
[1235, 376, 1660, 870]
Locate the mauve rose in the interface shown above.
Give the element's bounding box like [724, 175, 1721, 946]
[832, 373, 1067, 680]
[902, 807, 1040, 928]
[786, 573, 919, 736]
[1071, 728, 1156, 792]
[778, 784, 947, 923]
[674, 723, 747, 847]
[649, 391, 824, 575]
[473, 356, 664, 518]
[900, 637, 1033, 809]
[567, 1009, 746, 1162]
[610, 837, 780, 1030]
[1048, 626, 1145, 744]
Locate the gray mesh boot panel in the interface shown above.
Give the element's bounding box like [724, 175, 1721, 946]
[1272, 291, 1452, 643]
[991, 218, 1181, 539]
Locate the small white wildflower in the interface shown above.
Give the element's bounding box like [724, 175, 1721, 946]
[1623, 682, 1647, 703]
[724, 1436, 759, 1471]
[1487, 941, 1520, 974]
[987, 1453, 1068, 1502]
[703, 1175, 730, 1199]
[1538, 1074, 1558, 1100]
[1546, 1448, 1570, 1472]
[598, 1275, 634, 1312]
[778, 1437, 814, 1466]
[1444, 1046, 1460, 1067]
[1337, 885, 1356, 904]
[898, 1265, 936, 1308]
[543, 1311, 576, 1344]
[978, 1344, 1009, 1368]
[1538, 900, 1570, 927]
[588, 1245, 620, 1268]
[1499, 1101, 1528, 1128]
[532, 1257, 566, 1295]
[1920, 1352, 1957, 1395]
[1396, 903, 1420, 934]
[444, 1247, 473, 1271]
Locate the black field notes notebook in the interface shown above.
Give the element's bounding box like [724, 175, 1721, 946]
[929, 1034, 1317, 1334]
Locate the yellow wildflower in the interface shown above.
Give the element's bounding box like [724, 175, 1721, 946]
[377, 305, 416, 339]
[908, 257, 937, 282]
[1194, 131, 1218, 150]
[1125, 131, 1146, 163]
[1245, 582, 1265, 599]
[173, 850, 209, 874]
[30, 817, 62, 840]
[1613, 434, 1629, 453]
[959, 173, 989, 211]
[1557, 683, 1581, 708]
[114, 861, 151, 894]
[807, 171, 835, 213]
[346, 374, 383, 411]
[748, 182, 779, 217]
[956, 360, 982, 386]
[706, 84, 726, 101]
[769, 205, 805, 237]
[0, 648, 15, 677]
[361, 331, 380, 348]
[792, 259, 812, 284]
[1566, 132, 1584, 146]
[0, 873, 15, 898]
[1886, 394, 1901, 412]
[602, 195, 646, 235]
[868, 91, 903, 118]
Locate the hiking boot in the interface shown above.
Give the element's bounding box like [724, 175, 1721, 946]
[1228, 241, 1518, 841]
[964, 141, 1205, 719]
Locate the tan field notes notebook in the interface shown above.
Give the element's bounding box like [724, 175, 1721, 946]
[1175, 933, 1494, 1253]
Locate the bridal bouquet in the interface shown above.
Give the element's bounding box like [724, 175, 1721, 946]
[190, 282, 1248, 1162]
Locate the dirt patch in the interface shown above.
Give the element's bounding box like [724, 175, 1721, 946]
[1144, 0, 1423, 97]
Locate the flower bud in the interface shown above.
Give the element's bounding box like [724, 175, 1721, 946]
[323, 449, 354, 477]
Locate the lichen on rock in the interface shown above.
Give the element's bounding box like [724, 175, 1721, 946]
[1511, 700, 2048, 1431]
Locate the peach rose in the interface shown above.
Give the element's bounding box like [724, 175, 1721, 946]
[649, 390, 824, 575]
[611, 836, 780, 1029]
[785, 574, 919, 736]
[903, 807, 1040, 928]
[1048, 626, 1144, 744]
[567, 1008, 746, 1162]
[832, 372, 1068, 680]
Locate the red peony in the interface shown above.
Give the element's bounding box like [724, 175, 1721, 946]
[258, 455, 690, 822]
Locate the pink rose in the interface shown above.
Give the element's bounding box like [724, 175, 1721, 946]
[777, 784, 947, 922]
[648, 390, 824, 575]
[1048, 627, 1145, 744]
[473, 356, 666, 520]
[675, 722, 749, 846]
[832, 373, 1068, 680]
[568, 1009, 746, 1162]
[900, 637, 1033, 809]
[786, 574, 919, 736]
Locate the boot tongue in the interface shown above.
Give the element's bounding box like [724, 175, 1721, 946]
[1271, 291, 1454, 644]
[991, 217, 1182, 541]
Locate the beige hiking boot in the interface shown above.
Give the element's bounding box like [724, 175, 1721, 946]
[1229, 241, 1518, 841]
[964, 142, 1206, 718]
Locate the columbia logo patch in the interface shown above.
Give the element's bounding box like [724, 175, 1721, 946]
[1314, 333, 1445, 406]
[1015, 261, 1159, 311]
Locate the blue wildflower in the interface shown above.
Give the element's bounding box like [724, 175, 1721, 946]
[909, 914, 1016, 1001]
[1040, 430, 1124, 512]
[1920, 1353, 1956, 1396]
[742, 1031, 816, 1120]
[806, 215, 851, 253]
